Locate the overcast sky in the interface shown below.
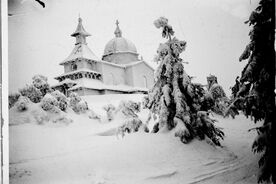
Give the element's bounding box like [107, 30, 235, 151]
[8, 0, 258, 95]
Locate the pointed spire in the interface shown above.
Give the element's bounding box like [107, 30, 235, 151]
[114, 20, 122, 37]
[71, 16, 91, 37]
[71, 16, 91, 45]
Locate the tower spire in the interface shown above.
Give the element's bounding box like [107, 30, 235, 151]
[71, 16, 91, 45]
[114, 19, 122, 37]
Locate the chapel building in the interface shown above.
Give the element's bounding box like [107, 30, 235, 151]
[53, 18, 154, 96]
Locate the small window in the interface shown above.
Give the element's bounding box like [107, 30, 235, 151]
[143, 76, 148, 88]
[71, 63, 77, 71]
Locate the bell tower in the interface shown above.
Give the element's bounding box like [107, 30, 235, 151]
[55, 17, 101, 84]
[71, 17, 91, 45]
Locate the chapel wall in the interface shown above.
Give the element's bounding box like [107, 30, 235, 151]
[125, 67, 134, 86]
[131, 63, 154, 89]
[100, 63, 125, 85]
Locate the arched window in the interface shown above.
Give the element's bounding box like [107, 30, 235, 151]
[71, 63, 77, 71]
[143, 75, 148, 88]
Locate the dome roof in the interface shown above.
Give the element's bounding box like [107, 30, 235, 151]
[103, 37, 137, 56]
[103, 20, 138, 56]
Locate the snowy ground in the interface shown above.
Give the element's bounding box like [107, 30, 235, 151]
[9, 94, 260, 184]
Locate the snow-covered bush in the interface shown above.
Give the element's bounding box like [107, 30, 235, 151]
[32, 75, 52, 96]
[209, 83, 226, 100]
[87, 109, 101, 120]
[75, 100, 89, 113]
[31, 108, 50, 124]
[52, 115, 73, 125]
[69, 92, 81, 106]
[117, 118, 149, 137]
[19, 84, 43, 103]
[144, 17, 224, 146]
[51, 90, 68, 111]
[9, 92, 20, 109]
[116, 100, 141, 118]
[68, 92, 89, 113]
[103, 104, 116, 121]
[40, 94, 60, 113]
[14, 96, 30, 112]
[116, 100, 148, 136]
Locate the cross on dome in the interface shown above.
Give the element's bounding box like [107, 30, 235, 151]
[114, 19, 122, 37]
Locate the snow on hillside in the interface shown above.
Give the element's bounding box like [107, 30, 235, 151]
[9, 94, 260, 184]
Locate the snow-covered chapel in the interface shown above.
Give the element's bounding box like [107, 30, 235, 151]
[52, 18, 154, 96]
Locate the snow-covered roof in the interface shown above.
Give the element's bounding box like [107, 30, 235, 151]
[60, 44, 99, 65]
[121, 60, 155, 71]
[103, 20, 138, 57]
[54, 68, 101, 79]
[100, 60, 154, 71]
[104, 84, 148, 92]
[68, 78, 148, 92]
[103, 37, 138, 57]
[70, 78, 105, 90]
[71, 17, 91, 37]
[100, 60, 125, 68]
[121, 61, 142, 67]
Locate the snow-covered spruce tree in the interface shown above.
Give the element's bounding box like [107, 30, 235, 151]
[144, 17, 224, 146]
[205, 75, 229, 116]
[226, 0, 274, 182]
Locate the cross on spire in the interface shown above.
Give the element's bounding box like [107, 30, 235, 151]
[114, 19, 122, 37]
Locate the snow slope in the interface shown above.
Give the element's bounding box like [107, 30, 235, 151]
[9, 94, 260, 184]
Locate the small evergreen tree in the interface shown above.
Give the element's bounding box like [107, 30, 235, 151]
[32, 75, 52, 96]
[144, 17, 224, 146]
[15, 96, 30, 112]
[40, 93, 61, 113]
[226, 0, 274, 182]
[19, 84, 42, 103]
[51, 90, 68, 111]
[206, 75, 229, 116]
[68, 92, 89, 113]
[8, 92, 21, 108]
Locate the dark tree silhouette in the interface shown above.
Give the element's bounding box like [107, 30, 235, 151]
[226, 0, 275, 182]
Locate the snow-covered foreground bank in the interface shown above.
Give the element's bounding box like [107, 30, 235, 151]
[9, 94, 260, 184]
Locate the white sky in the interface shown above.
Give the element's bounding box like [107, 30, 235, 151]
[8, 0, 258, 95]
